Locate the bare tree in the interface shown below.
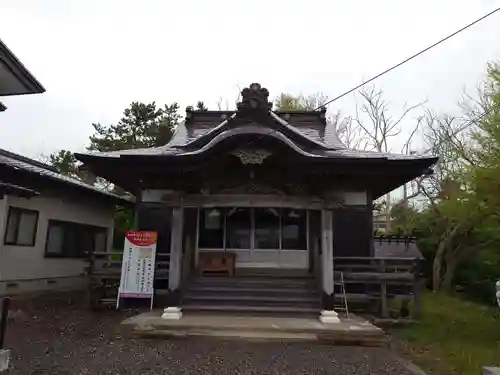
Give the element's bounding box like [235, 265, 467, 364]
[216, 85, 244, 110]
[353, 86, 426, 153]
[353, 85, 426, 232]
[333, 112, 364, 149]
[415, 96, 500, 291]
[216, 96, 230, 111]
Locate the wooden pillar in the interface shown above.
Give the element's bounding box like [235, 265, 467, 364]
[320, 209, 340, 324]
[162, 206, 184, 318]
[168, 207, 184, 293]
[133, 188, 142, 230]
[380, 259, 389, 318]
[321, 210, 334, 306]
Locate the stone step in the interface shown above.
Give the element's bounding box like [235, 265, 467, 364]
[183, 294, 320, 306]
[185, 285, 319, 296]
[234, 271, 314, 279]
[189, 277, 317, 288]
[181, 304, 320, 316]
[133, 327, 387, 346]
[123, 312, 387, 346]
[135, 328, 320, 342]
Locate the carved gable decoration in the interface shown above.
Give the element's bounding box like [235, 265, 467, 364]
[230, 149, 272, 165]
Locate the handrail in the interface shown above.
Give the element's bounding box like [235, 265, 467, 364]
[90, 252, 125, 256]
[373, 235, 417, 242]
[333, 256, 421, 319]
[334, 256, 418, 261]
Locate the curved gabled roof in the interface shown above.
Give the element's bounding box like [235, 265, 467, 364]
[75, 83, 437, 166]
[76, 123, 437, 163]
[167, 107, 347, 150]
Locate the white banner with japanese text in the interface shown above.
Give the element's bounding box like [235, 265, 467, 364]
[117, 231, 157, 308]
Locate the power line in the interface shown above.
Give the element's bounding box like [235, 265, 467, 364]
[184, 6, 500, 173]
[314, 6, 500, 111]
[238, 6, 500, 152]
[183, 105, 498, 175]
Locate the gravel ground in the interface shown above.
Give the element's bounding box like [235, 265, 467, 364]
[2, 292, 415, 375]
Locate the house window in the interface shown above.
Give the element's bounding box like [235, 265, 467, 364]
[45, 220, 107, 258]
[4, 207, 39, 246]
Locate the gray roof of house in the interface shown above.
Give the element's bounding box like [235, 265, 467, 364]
[0, 149, 131, 202]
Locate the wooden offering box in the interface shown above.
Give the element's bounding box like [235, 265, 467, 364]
[199, 252, 235, 276]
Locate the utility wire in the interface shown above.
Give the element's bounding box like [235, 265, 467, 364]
[314, 6, 500, 111]
[241, 6, 500, 152]
[184, 6, 500, 173]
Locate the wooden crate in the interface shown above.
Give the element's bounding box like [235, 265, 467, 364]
[199, 252, 235, 276]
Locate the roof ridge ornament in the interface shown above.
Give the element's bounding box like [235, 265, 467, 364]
[236, 83, 273, 118]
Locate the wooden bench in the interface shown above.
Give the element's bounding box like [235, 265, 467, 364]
[199, 252, 235, 276]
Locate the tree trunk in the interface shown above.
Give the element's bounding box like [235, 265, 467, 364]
[443, 241, 467, 293]
[432, 240, 446, 291]
[432, 223, 464, 292]
[385, 192, 391, 233]
[442, 237, 496, 293]
[442, 256, 458, 293]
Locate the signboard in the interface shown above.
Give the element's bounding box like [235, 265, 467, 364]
[117, 231, 157, 309]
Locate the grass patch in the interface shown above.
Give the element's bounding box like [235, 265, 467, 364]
[394, 291, 500, 375]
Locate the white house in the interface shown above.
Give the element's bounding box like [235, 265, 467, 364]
[0, 149, 130, 295]
[0, 38, 130, 295]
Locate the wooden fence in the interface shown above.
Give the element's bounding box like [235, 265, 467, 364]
[334, 256, 421, 319]
[86, 250, 420, 318]
[85, 251, 170, 308]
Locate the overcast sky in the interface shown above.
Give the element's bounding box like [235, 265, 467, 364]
[1, 0, 500, 158]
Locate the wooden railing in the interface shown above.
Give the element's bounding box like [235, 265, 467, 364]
[334, 257, 421, 319]
[85, 251, 170, 308]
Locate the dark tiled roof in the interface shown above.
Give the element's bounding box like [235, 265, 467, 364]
[176, 109, 344, 149]
[0, 180, 39, 197]
[0, 38, 45, 95]
[0, 149, 131, 202]
[374, 238, 423, 259]
[83, 129, 437, 162]
[76, 108, 437, 165]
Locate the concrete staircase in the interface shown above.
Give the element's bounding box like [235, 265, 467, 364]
[181, 270, 321, 317]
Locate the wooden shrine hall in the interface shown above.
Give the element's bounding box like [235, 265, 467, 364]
[77, 83, 438, 321]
